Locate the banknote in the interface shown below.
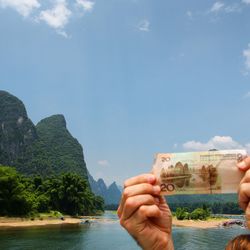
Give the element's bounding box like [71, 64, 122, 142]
[152, 149, 247, 195]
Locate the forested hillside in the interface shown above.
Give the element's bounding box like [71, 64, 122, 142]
[0, 90, 88, 179]
[17, 115, 89, 178]
[0, 91, 37, 165]
[0, 90, 120, 206]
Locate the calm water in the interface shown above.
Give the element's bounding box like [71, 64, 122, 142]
[0, 212, 248, 250]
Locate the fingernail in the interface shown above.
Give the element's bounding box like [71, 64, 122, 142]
[153, 185, 160, 194]
[238, 161, 247, 169]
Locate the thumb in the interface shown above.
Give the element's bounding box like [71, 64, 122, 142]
[238, 157, 250, 171]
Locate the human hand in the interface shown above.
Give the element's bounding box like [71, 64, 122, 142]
[238, 157, 250, 228]
[117, 174, 174, 250]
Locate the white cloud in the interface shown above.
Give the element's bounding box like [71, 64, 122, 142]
[0, 0, 40, 17]
[76, 0, 94, 12]
[56, 29, 70, 38]
[138, 19, 150, 32]
[242, 0, 250, 4]
[183, 136, 250, 153]
[39, 0, 71, 29]
[0, 0, 96, 38]
[97, 160, 110, 167]
[243, 44, 250, 71]
[210, 2, 224, 12]
[224, 4, 241, 13]
[209, 2, 241, 15]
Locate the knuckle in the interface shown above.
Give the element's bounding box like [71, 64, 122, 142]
[123, 188, 130, 199]
[148, 194, 155, 203]
[125, 197, 135, 209]
[138, 205, 147, 215]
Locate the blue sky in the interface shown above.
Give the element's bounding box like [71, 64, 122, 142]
[1, 0, 250, 185]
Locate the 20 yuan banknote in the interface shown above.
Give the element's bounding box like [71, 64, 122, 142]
[152, 150, 247, 195]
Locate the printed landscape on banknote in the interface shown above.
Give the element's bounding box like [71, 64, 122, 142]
[152, 150, 247, 195]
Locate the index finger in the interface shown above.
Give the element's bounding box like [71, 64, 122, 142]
[124, 174, 156, 188]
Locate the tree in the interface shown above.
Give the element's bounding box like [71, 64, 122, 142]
[42, 173, 98, 215]
[190, 208, 209, 220]
[0, 166, 33, 215]
[59, 173, 88, 215]
[176, 207, 189, 220]
[0, 167, 104, 216]
[93, 196, 104, 211]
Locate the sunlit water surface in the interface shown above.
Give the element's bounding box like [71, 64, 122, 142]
[0, 212, 248, 250]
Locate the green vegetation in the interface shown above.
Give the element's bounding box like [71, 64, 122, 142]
[103, 200, 243, 215]
[167, 193, 238, 204]
[0, 166, 104, 217]
[16, 115, 89, 178]
[175, 208, 190, 220]
[169, 201, 243, 215]
[175, 205, 211, 220]
[0, 90, 37, 166]
[0, 91, 89, 179]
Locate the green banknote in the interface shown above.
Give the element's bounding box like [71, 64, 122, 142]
[152, 150, 247, 195]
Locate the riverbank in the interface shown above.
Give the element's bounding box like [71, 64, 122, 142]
[0, 216, 232, 229]
[0, 217, 81, 229]
[172, 217, 231, 228]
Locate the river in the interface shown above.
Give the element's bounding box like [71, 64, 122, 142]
[0, 211, 248, 250]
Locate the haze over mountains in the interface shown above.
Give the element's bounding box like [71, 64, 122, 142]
[88, 173, 122, 205]
[0, 90, 121, 205]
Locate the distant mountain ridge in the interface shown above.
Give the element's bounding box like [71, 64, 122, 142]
[88, 172, 121, 205]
